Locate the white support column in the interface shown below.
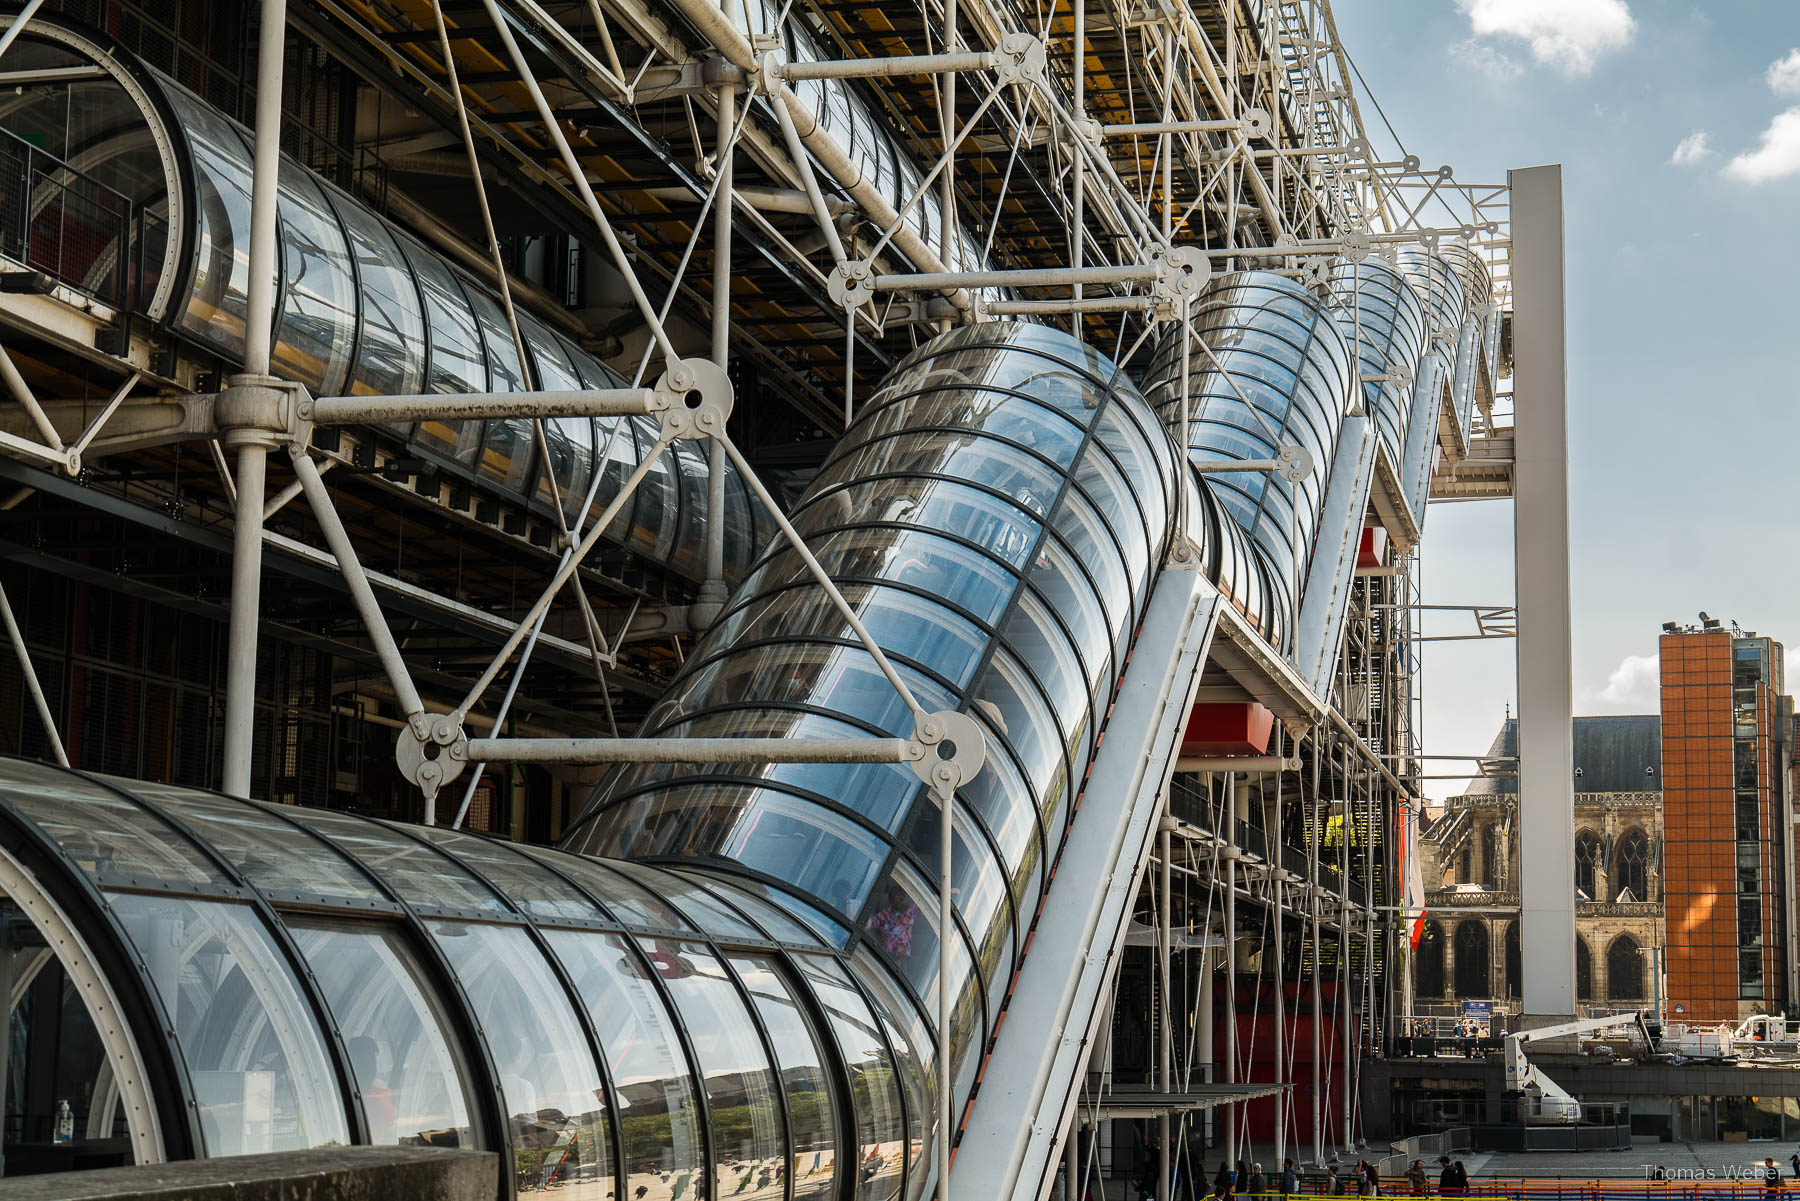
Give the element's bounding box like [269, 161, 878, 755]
[221, 0, 288, 798]
[1510, 163, 1576, 1021]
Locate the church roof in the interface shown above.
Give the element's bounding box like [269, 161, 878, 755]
[1464, 715, 1662, 796]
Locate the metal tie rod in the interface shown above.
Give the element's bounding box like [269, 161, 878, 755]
[305, 389, 667, 424]
[783, 50, 998, 80]
[1101, 118, 1241, 136]
[460, 737, 922, 765]
[870, 262, 1158, 292]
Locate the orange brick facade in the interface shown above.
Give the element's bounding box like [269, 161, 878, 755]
[1660, 629, 1788, 1022]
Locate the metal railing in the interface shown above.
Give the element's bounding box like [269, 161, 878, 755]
[0, 126, 165, 312]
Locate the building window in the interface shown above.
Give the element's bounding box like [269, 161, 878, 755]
[1480, 825, 1497, 888]
[1607, 935, 1644, 999]
[1575, 830, 1601, 900]
[1416, 921, 1445, 999]
[1504, 921, 1521, 999]
[1453, 921, 1489, 998]
[1614, 830, 1648, 902]
[1576, 937, 1593, 1002]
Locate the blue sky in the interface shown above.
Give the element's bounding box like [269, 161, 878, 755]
[1332, 0, 1800, 798]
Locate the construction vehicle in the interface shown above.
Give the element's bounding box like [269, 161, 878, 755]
[1503, 1012, 1657, 1124]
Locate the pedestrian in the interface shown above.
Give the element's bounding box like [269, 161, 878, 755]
[1363, 1160, 1381, 1196]
[1437, 1158, 1454, 1196]
[1283, 1158, 1300, 1199]
[1251, 1164, 1268, 1196]
[1407, 1160, 1427, 1196]
[1790, 1150, 1800, 1182]
[1326, 1163, 1343, 1197]
[1216, 1161, 1235, 1201]
[1449, 1161, 1469, 1196]
[1766, 1158, 1783, 1201]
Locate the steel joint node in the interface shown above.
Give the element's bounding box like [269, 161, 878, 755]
[1152, 245, 1210, 300]
[909, 708, 985, 790]
[993, 33, 1046, 86]
[655, 357, 734, 441]
[828, 259, 873, 310]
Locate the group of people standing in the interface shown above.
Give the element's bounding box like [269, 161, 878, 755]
[1124, 1150, 1473, 1201]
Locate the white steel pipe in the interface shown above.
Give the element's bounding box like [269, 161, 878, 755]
[289, 451, 428, 727]
[0, 578, 66, 766]
[871, 263, 1156, 292]
[664, 0, 972, 308]
[1103, 118, 1239, 136]
[221, 441, 267, 796]
[0, 346, 66, 453]
[1175, 755, 1300, 773]
[0, 0, 50, 68]
[306, 389, 663, 424]
[782, 50, 994, 80]
[461, 736, 918, 764]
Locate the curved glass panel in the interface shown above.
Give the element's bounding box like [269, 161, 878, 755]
[546, 929, 703, 1201]
[109, 893, 350, 1156]
[165, 89, 255, 355]
[643, 939, 783, 1201]
[0, 758, 219, 887]
[1145, 271, 1354, 650]
[791, 954, 905, 1201]
[429, 920, 615, 1200]
[568, 323, 1175, 1153]
[293, 920, 478, 1149]
[331, 190, 426, 397]
[411, 825, 603, 924]
[1327, 259, 1427, 471]
[730, 954, 840, 1200]
[287, 810, 507, 915]
[269, 158, 356, 395]
[114, 780, 383, 905]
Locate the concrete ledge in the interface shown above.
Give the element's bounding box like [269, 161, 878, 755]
[0, 1146, 497, 1201]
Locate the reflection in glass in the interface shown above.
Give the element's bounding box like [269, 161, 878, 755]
[430, 920, 616, 1200]
[292, 921, 477, 1149]
[108, 893, 349, 1156]
[2, 758, 217, 887]
[730, 954, 840, 1200]
[793, 954, 905, 1201]
[643, 939, 783, 1201]
[546, 930, 703, 1201]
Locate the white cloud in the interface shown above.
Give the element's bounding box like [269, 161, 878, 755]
[1723, 107, 1800, 183]
[1598, 653, 1660, 709]
[1450, 37, 1524, 81]
[1455, 0, 1636, 76]
[1669, 130, 1711, 165]
[1767, 48, 1800, 95]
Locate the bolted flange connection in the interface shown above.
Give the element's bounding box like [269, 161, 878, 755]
[828, 259, 874, 310]
[221, 373, 309, 449]
[1274, 444, 1315, 485]
[654, 357, 734, 441]
[1239, 106, 1273, 140]
[1152, 245, 1211, 301]
[395, 712, 468, 803]
[992, 33, 1047, 86]
[908, 709, 986, 797]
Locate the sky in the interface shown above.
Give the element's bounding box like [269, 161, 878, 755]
[1331, 0, 1800, 799]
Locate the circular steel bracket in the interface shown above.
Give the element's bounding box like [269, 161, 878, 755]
[395, 713, 468, 801]
[1153, 245, 1211, 301]
[656, 357, 734, 441]
[911, 709, 986, 794]
[829, 259, 874, 310]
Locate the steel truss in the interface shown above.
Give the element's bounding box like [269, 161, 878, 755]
[0, 0, 1520, 1194]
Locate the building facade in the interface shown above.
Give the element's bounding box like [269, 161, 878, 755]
[1660, 625, 1794, 1022]
[0, 0, 1522, 1192]
[1414, 716, 1665, 1020]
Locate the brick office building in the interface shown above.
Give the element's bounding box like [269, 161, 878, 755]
[1660, 622, 1795, 1022]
